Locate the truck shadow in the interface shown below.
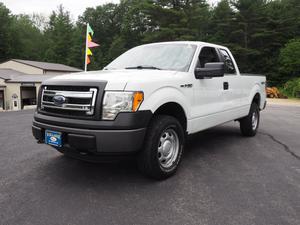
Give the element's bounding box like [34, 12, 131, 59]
[38, 123, 242, 186]
[185, 123, 242, 158]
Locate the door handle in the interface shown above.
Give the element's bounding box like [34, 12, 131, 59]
[223, 82, 229, 90]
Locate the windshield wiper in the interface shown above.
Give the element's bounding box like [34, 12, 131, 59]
[125, 65, 162, 70]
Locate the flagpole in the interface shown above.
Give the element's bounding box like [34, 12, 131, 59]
[84, 23, 89, 72]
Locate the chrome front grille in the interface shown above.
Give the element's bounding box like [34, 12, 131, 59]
[41, 86, 98, 116]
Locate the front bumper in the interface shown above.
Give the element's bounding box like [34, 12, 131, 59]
[32, 111, 152, 154]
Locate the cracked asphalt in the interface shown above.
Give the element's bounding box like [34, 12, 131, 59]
[0, 104, 299, 225]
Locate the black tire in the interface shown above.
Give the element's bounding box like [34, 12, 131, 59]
[239, 102, 260, 137]
[137, 115, 185, 180]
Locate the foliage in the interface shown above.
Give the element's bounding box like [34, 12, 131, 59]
[0, 0, 300, 85]
[9, 14, 45, 60]
[0, 3, 13, 62]
[43, 5, 75, 66]
[279, 39, 300, 80]
[281, 78, 300, 98]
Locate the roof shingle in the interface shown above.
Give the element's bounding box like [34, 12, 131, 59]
[12, 59, 82, 72]
[0, 69, 26, 80]
[6, 74, 59, 83]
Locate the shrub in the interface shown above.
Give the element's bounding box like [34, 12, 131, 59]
[279, 39, 300, 80]
[281, 78, 300, 98]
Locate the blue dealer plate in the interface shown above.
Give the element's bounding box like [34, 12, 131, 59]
[45, 130, 62, 147]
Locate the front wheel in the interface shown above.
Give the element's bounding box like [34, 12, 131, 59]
[137, 115, 185, 180]
[239, 102, 260, 137]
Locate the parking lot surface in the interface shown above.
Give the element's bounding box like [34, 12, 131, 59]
[0, 105, 300, 225]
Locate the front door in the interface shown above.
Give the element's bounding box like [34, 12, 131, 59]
[190, 46, 228, 133]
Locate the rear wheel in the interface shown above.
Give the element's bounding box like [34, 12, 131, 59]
[137, 115, 185, 180]
[239, 102, 260, 137]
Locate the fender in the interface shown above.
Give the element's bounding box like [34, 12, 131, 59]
[248, 83, 262, 109]
[139, 86, 190, 119]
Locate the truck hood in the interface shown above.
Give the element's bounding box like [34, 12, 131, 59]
[47, 69, 178, 90]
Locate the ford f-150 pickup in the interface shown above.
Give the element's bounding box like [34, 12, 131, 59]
[32, 41, 266, 179]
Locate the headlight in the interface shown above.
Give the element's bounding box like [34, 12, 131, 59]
[102, 91, 144, 120]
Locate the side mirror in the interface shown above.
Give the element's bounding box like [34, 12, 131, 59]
[195, 62, 225, 79]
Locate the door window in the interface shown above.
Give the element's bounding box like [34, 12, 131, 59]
[219, 49, 236, 74]
[196, 47, 220, 68]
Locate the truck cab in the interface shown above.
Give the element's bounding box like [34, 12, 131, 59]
[32, 41, 266, 179]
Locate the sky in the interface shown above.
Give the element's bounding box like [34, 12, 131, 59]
[1, 0, 220, 20]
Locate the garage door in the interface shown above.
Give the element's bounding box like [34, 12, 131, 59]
[21, 86, 36, 109]
[0, 90, 4, 109]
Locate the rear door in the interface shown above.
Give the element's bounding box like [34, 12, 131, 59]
[218, 48, 247, 118]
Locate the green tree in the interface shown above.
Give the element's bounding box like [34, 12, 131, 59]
[208, 0, 235, 44]
[227, 0, 265, 72]
[0, 3, 12, 62]
[43, 5, 75, 65]
[9, 14, 45, 60]
[67, 25, 85, 69]
[141, 0, 210, 42]
[79, 3, 123, 69]
[118, 0, 150, 47]
[279, 38, 300, 82]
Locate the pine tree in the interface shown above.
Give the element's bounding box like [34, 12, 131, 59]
[43, 5, 75, 65]
[0, 3, 12, 62]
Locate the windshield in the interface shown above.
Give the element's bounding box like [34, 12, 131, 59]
[106, 43, 197, 72]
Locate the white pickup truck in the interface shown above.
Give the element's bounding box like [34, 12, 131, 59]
[32, 41, 266, 179]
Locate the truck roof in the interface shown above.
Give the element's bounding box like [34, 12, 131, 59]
[141, 41, 228, 50]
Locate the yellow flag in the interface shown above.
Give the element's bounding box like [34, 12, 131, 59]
[88, 34, 92, 42]
[87, 48, 93, 56]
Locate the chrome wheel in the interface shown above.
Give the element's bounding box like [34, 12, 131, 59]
[252, 111, 258, 130]
[157, 128, 179, 169]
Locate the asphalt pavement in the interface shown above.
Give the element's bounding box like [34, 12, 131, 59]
[0, 104, 299, 225]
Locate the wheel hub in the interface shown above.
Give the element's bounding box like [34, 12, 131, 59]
[252, 111, 258, 130]
[157, 128, 180, 169]
[162, 141, 172, 156]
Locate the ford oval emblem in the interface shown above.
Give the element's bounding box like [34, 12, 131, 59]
[53, 95, 66, 106]
[50, 136, 57, 142]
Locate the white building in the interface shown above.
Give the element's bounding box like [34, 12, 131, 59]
[0, 59, 82, 111]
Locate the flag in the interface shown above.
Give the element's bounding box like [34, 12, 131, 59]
[86, 56, 91, 65]
[88, 34, 92, 42]
[85, 23, 99, 71]
[87, 24, 94, 36]
[87, 48, 93, 56]
[88, 41, 99, 48]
